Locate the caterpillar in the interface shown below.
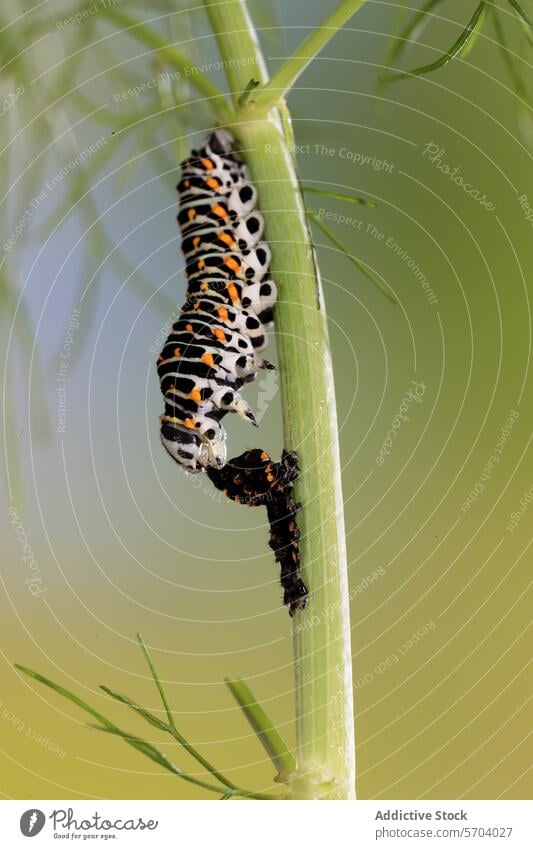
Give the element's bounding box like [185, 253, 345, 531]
[157, 129, 308, 614]
[157, 129, 275, 472]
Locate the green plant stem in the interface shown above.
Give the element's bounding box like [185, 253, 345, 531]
[204, 0, 356, 800]
[251, 0, 369, 112]
[203, 0, 269, 102]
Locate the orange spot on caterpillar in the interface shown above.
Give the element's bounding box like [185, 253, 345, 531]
[201, 158, 214, 171]
[217, 306, 229, 322]
[201, 352, 215, 367]
[189, 388, 201, 403]
[173, 347, 181, 358]
[224, 256, 240, 273]
[212, 203, 228, 219]
[185, 323, 193, 332]
[206, 177, 220, 190]
[187, 208, 196, 221]
[184, 418, 196, 429]
[218, 231, 235, 248]
[227, 283, 239, 304]
[213, 327, 226, 342]
[192, 236, 201, 249]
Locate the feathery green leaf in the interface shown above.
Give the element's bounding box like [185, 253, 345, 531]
[492, 10, 529, 99]
[381, 0, 445, 73]
[307, 210, 396, 303]
[383, 1, 487, 82]
[507, 0, 533, 27]
[302, 186, 376, 207]
[15, 664, 237, 796]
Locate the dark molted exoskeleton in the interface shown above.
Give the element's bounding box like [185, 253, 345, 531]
[207, 448, 308, 615]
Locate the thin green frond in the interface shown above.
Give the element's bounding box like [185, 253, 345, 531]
[307, 210, 396, 303]
[460, 4, 488, 58]
[100, 686, 171, 733]
[507, 0, 533, 27]
[101, 7, 232, 122]
[302, 186, 376, 207]
[89, 725, 185, 776]
[15, 663, 276, 798]
[492, 10, 529, 99]
[92, 724, 278, 799]
[14, 664, 211, 788]
[100, 683, 235, 789]
[136, 634, 235, 789]
[376, 4, 409, 95]
[225, 678, 296, 782]
[381, 0, 445, 73]
[89, 724, 235, 794]
[383, 1, 487, 82]
[136, 632, 174, 727]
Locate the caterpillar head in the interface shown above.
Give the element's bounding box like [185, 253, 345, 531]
[160, 420, 226, 474]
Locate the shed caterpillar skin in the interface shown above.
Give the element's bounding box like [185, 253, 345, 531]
[157, 130, 307, 614]
[207, 449, 308, 615]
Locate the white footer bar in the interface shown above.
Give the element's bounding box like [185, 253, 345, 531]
[2, 799, 531, 847]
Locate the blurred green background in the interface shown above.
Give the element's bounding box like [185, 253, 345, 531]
[1, 0, 531, 800]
